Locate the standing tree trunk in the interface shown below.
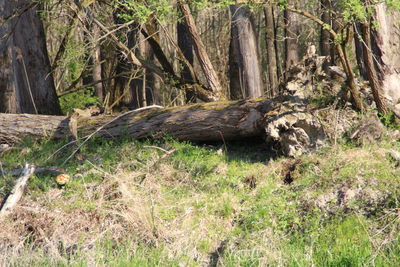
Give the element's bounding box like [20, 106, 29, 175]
[354, 23, 368, 80]
[264, 6, 279, 97]
[0, 1, 61, 115]
[320, 0, 331, 58]
[177, 0, 223, 97]
[92, 24, 104, 102]
[177, 20, 195, 103]
[284, 0, 300, 74]
[369, 3, 400, 107]
[320, 0, 332, 73]
[110, 6, 138, 111]
[229, 5, 263, 99]
[361, 21, 388, 114]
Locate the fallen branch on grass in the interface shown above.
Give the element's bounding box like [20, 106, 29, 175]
[0, 163, 35, 220]
[0, 166, 64, 177]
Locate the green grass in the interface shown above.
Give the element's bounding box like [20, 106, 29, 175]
[1, 137, 400, 266]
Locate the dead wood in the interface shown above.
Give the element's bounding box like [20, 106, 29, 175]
[0, 96, 326, 157]
[0, 166, 64, 177]
[0, 164, 35, 220]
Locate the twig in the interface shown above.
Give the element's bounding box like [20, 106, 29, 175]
[45, 138, 81, 162]
[0, 163, 35, 220]
[143, 145, 171, 154]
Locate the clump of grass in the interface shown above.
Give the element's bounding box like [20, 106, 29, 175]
[1, 137, 400, 266]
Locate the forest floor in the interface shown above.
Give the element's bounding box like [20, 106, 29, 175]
[0, 135, 400, 266]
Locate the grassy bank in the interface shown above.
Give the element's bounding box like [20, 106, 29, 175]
[0, 136, 399, 266]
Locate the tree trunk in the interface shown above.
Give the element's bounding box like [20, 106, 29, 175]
[284, 1, 299, 73]
[361, 21, 388, 114]
[0, 0, 61, 115]
[110, 8, 138, 111]
[0, 96, 325, 157]
[369, 3, 400, 106]
[177, 0, 223, 96]
[92, 24, 104, 102]
[228, 5, 263, 100]
[320, 0, 331, 58]
[178, 20, 195, 103]
[264, 6, 279, 97]
[354, 23, 368, 80]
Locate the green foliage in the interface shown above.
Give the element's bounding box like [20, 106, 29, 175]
[59, 88, 100, 114]
[115, 0, 177, 23]
[339, 0, 367, 22]
[170, 141, 223, 178]
[2, 137, 400, 265]
[378, 111, 400, 130]
[387, 0, 400, 11]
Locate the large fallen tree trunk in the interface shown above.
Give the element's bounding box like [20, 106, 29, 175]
[0, 96, 325, 157]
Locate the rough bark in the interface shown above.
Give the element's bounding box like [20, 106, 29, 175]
[264, 6, 279, 97]
[140, 23, 216, 103]
[109, 7, 138, 111]
[229, 5, 263, 99]
[0, 0, 61, 115]
[320, 0, 331, 58]
[178, 19, 195, 103]
[177, 0, 223, 96]
[370, 3, 400, 106]
[361, 21, 388, 114]
[92, 24, 104, 102]
[284, 1, 300, 73]
[0, 96, 325, 157]
[354, 23, 367, 80]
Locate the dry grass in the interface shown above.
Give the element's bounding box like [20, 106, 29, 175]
[0, 148, 244, 266]
[1, 138, 400, 266]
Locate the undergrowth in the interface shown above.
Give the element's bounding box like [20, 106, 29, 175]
[1, 136, 400, 266]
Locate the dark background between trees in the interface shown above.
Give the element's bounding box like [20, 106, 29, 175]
[1, 0, 399, 116]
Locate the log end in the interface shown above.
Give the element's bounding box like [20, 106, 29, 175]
[263, 100, 326, 157]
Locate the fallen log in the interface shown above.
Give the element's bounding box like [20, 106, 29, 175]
[0, 96, 326, 156]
